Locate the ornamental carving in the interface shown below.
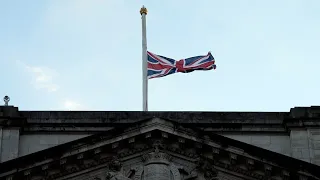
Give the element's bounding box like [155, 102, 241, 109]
[105, 156, 131, 180]
[103, 139, 222, 180]
[133, 143, 182, 180]
[197, 159, 218, 180]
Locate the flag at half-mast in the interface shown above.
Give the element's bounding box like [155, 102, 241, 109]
[147, 51, 216, 79]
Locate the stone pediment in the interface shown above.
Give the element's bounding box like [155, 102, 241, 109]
[0, 118, 320, 180]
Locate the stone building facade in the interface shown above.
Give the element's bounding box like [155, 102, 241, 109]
[0, 105, 320, 179]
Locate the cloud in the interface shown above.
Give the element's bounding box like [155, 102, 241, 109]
[25, 65, 59, 92]
[12, 0, 138, 111]
[63, 100, 84, 110]
[17, 60, 86, 110]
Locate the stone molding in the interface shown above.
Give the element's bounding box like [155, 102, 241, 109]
[1, 105, 320, 132]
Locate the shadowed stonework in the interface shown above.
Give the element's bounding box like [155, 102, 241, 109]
[1, 105, 320, 179]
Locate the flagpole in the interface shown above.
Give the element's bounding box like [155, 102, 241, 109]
[140, 6, 148, 111]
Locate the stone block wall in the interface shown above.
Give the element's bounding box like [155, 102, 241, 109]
[222, 130, 320, 166]
[308, 129, 320, 165]
[287, 129, 320, 165]
[0, 128, 89, 162]
[222, 134, 291, 157]
[0, 128, 20, 162]
[290, 130, 311, 162]
[5, 130, 320, 166]
[18, 134, 89, 157]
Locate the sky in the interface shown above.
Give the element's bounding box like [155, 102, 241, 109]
[0, 0, 319, 111]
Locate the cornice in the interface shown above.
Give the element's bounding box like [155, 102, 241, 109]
[0, 106, 315, 132]
[20, 111, 288, 125]
[3, 108, 289, 133]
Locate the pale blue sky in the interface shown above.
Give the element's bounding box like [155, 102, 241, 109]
[0, 0, 319, 111]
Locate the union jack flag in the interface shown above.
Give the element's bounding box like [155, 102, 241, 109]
[147, 51, 216, 79]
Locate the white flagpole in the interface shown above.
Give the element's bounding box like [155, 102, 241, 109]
[140, 6, 148, 111]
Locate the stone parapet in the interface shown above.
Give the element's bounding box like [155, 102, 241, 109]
[285, 106, 320, 128]
[0, 106, 26, 127]
[18, 111, 288, 133]
[0, 106, 320, 132]
[289, 106, 320, 118]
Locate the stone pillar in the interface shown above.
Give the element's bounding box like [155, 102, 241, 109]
[289, 130, 311, 162]
[0, 127, 2, 162]
[0, 105, 26, 162]
[307, 129, 320, 165]
[1, 128, 20, 162]
[286, 106, 320, 165]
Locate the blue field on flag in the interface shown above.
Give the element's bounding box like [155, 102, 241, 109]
[147, 51, 216, 79]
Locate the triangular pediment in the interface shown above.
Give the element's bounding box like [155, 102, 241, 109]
[0, 118, 319, 180]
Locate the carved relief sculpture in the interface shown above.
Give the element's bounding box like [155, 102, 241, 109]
[141, 146, 175, 180]
[131, 142, 183, 180]
[196, 158, 219, 180]
[105, 156, 131, 180]
[176, 158, 219, 180]
[105, 141, 219, 180]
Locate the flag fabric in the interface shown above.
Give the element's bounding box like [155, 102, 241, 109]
[147, 51, 216, 79]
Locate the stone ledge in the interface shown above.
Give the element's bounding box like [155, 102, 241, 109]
[20, 111, 287, 124]
[20, 112, 288, 133]
[1, 106, 320, 130]
[284, 118, 320, 128]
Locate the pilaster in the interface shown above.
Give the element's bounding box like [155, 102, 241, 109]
[285, 106, 320, 165]
[0, 128, 2, 162]
[0, 104, 26, 162]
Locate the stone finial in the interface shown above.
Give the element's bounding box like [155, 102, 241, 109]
[3, 96, 10, 106]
